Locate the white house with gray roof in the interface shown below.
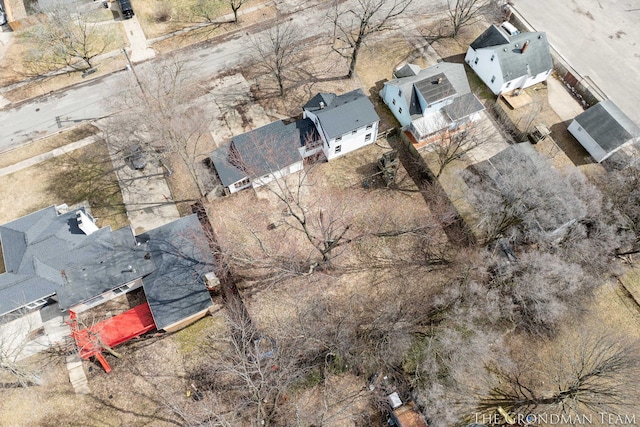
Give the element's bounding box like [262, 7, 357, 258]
[303, 89, 380, 161]
[465, 25, 553, 95]
[380, 62, 485, 141]
[568, 100, 640, 163]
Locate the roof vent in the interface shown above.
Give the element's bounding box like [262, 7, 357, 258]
[319, 101, 325, 109]
[437, 77, 443, 84]
[503, 47, 508, 52]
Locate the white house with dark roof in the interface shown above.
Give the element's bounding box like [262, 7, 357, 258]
[568, 100, 640, 163]
[380, 62, 485, 141]
[465, 25, 553, 95]
[303, 89, 380, 161]
[209, 118, 319, 194]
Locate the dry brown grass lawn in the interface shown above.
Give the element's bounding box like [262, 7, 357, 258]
[148, 0, 273, 51]
[0, 24, 128, 102]
[0, 124, 98, 168]
[0, 140, 128, 229]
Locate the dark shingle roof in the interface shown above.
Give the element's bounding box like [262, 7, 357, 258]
[574, 100, 640, 152]
[470, 25, 510, 49]
[209, 144, 248, 187]
[209, 119, 313, 187]
[414, 73, 456, 104]
[304, 89, 380, 139]
[137, 215, 214, 330]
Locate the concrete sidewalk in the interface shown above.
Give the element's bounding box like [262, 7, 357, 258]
[0, 135, 99, 178]
[122, 16, 156, 63]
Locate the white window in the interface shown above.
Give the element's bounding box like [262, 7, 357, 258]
[366, 124, 373, 130]
[335, 145, 342, 154]
[392, 99, 396, 105]
[398, 107, 403, 114]
[491, 76, 496, 83]
[398, 89, 402, 97]
[490, 54, 495, 61]
[336, 136, 342, 142]
[474, 57, 479, 65]
[352, 129, 357, 134]
[506, 81, 511, 88]
[365, 133, 372, 142]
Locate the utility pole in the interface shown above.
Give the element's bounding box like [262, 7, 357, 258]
[122, 48, 149, 106]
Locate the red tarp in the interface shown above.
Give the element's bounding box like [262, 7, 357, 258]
[71, 302, 156, 361]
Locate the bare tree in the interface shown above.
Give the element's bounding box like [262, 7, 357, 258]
[23, 0, 117, 74]
[478, 332, 640, 418]
[446, 0, 486, 37]
[227, 0, 249, 23]
[421, 0, 487, 41]
[330, 0, 413, 79]
[105, 58, 210, 198]
[250, 18, 302, 97]
[0, 312, 45, 387]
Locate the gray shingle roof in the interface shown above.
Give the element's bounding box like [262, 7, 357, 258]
[574, 100, 640, 152]
[444, 93, 485, 121]
[304, 89, 380, 140]
[137, 215, 214, 330]
[386, 63, 473, 118]
[470, 25, 552, 82]
[0, 207, 160, 314]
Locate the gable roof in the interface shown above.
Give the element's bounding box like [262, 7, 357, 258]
[470, 24, 510, 49]
[210, 119, 308, 187]
[303, 89, 380, 139]
[384, 62, 481, 119]
[0, 207, 155, 315]
[470, 25, 553, 81]
[393, 63, 422, 78]
[137, 215, 214, 330]
[573, 100, 640, 152]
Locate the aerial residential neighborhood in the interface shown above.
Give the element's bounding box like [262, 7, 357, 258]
[1, 0, 640, 426]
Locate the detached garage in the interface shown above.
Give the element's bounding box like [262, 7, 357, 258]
[568, 100, 640, 163]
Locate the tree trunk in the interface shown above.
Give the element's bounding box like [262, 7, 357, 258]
[347, 39, 361, 79]
[232, 6, 239, 23]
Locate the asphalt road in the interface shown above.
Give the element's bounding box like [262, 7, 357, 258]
[0, 0, 444, 151]
[511, 0, 640, 125]
[0, 1, 338, 150]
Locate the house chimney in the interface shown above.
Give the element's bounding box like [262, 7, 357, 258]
[76, 210, 99, 235]
[437, 77, 443, 84]
[521, 41, 529, 54]
[319, 101, 325, 109]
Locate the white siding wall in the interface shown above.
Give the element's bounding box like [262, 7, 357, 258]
[252, 160, 304, 188]
[568, 120, 607, 162]
[324, 121, 379, 161]
[228, 177, 251, 194]
[466, 47, 504, 95]
[381, 84, 412, 127]
[500, 70, 551, 94]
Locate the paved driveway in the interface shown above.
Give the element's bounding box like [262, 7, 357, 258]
[511, 0, 640, 125]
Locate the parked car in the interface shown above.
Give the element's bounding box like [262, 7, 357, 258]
[118, 0, 134, 19]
